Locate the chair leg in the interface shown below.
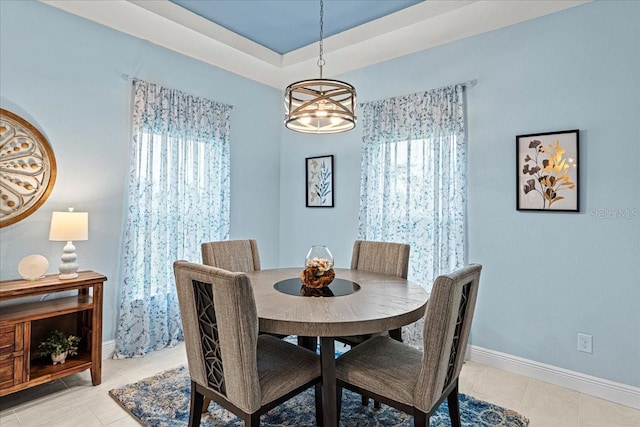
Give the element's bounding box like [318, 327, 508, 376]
[361, 395, 369, 406]
[413, 410, 428, 427]
[298, 336, 318, 353]
[201, 397, 211, 413]
[336, 385, 343, 426]
[389, 327, 403, 342]
[447, 381, 462, 427]
[314, 383, 324, 427]
[244, 412, 261, 427]
[361, 395, 381, 409]
[189, 381, 204, 427]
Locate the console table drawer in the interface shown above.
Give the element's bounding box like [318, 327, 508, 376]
[0, 355, 24, 388]
[0, 323, 24, 355]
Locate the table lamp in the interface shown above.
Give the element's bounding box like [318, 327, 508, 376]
[49, 208, 88, 279]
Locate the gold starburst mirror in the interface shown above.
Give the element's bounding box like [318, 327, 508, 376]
[1, 109, 57, 227]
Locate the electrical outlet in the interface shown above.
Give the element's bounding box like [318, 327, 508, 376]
[578, 333, 593, 353]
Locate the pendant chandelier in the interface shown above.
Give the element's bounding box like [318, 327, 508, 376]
[284, 0, 357, 134]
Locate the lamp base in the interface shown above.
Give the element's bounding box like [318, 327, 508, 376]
[58, 241, 79, 280]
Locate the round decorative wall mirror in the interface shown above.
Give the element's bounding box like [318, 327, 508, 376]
[0, 109, 57, 227]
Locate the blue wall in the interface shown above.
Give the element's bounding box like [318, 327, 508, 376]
[0, 1, 282, 343]
[279, 1, 639, 387]
[2, 0, 638, 388]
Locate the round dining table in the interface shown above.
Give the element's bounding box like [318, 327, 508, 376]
[245, 268, 429, 427]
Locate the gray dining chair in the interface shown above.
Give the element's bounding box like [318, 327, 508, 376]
[335, 264, 482, 427]
[201, 239, 261, 272]
[173, 261, 323, 427]
[342, 239, 411, 345]
[335, 239, 410, 408]
[201, 239, 315, 352]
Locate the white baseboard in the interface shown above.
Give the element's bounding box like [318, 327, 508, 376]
[467, 345, 640, 410]
[102, 340, 116, 360]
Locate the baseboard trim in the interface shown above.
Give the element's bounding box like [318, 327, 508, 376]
[467, 345, 640, 409]
[102, 339, 116, 360]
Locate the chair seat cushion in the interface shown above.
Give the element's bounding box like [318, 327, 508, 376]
[335, 335, 422, 406]
[257, 335, 321, 404]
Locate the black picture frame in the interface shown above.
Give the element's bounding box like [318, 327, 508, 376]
[306, 155, 334, 207]
[516, 129, 579, 212]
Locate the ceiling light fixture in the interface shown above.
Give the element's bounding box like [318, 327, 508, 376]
[284, 0, 357, 134]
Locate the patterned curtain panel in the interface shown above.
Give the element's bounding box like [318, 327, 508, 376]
[114, 79, 231, 358]
[358, 85, 466, 345]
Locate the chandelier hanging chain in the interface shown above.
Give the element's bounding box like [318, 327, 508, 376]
[317, 0, 325, 78]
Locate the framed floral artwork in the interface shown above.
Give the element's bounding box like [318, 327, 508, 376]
[306, 155, 334, 207]
[517, 129, 579, 212]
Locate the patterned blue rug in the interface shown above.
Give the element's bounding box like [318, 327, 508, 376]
[109, 366, 529, 426]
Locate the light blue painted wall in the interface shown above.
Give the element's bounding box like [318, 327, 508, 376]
[280, 1, 640, 386]
[0, 1, 282, 343]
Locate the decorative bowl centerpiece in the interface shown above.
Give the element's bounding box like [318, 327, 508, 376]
[301, 245, 335, 289]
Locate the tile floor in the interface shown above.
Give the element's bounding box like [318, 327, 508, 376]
[0, 342, 638, 426]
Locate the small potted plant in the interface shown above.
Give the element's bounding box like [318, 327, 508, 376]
[37, 330, 81, 365]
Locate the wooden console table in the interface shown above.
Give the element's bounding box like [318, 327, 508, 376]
[0, 270, 106, 396]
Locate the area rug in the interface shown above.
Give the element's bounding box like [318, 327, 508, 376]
[109, 366, 529, 427]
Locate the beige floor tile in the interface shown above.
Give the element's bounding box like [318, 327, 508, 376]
[104, 414, 142, 426]
[87, 394, 131, 425]
[0, 379, 68, 414]
[15, 403, 103, 427]
[469, 364, 530, 411]
[459, 360, 486, 394]
[0, 412, 21, 427]
[60, 370, 96, 388]
[520, 379, 580, 427]
[578, 393, 640, 427]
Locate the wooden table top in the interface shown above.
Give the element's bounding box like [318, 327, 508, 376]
[0, 270, 107, 300]
[246, 268, 429, 337]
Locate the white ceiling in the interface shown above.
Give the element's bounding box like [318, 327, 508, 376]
[40, 0, 588, 89]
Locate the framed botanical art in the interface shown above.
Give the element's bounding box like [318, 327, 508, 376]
[306, 155, 334, 207]
[516, 129, 579, 212]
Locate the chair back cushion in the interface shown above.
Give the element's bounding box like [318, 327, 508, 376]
[201, 239, 261, 272]
[173, 261, 261, 413]
[351, 240, 410, 278]
[414, 264, 482, 412]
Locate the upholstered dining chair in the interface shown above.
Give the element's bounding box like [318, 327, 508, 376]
[173, 261, 323, 427]
[201, 239, 261, 272]
[337, 240, 410, 346]
[335, 264, 482, 427]
[201, 239, 313, 352]
[335, 239, 411, 408]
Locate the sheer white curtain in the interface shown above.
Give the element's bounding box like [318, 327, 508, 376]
[358, 84, 467, 346]
[114, 79, 231, 357]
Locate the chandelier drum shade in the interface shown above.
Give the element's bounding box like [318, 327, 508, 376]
[285, 79, 356, 134]
[284, 0, 357, 134]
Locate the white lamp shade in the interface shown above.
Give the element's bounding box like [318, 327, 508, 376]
[49, 211, 89, 241]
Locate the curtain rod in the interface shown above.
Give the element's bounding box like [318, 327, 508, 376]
[463, 79, 477, 88]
